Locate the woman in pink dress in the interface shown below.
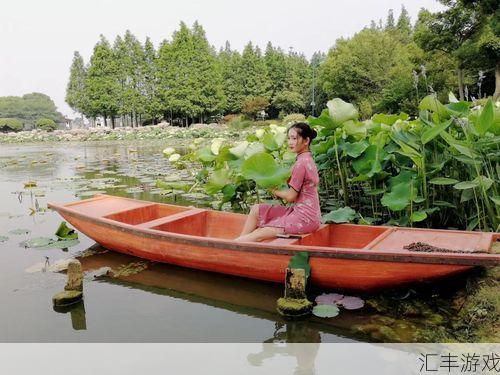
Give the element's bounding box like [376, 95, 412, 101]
[235, 122, 321, 242]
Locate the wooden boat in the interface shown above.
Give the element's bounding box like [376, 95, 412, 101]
[48, 194, 500, 292]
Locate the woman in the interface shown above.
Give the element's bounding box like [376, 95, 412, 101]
[235, 122, 321, 242]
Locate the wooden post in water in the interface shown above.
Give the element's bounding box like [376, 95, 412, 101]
[277, 268, 313, 317]
[53, 259, 83, 307]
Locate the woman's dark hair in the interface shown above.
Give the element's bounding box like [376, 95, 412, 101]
[288, 122, 317, 144]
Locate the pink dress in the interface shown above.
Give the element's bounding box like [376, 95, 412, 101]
[257, 151, 321, 234]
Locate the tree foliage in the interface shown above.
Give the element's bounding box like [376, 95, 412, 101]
[0, 93, 64, 127]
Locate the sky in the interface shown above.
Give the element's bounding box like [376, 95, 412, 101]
[0, 0, 445, 118]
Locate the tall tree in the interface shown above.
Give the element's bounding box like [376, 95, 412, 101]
[85, 35, 121, 127]
[240, 42, 271, 101]
[142, 37, 162, 124]
[264, 42, 287, 117]
[65, 51, 88, 118]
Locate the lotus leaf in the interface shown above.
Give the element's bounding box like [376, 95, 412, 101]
[308, 109, 337, 129]
[8, 228, 31, 235]
[381, 171, 417, 211]
[312, 304, 339, 318]
[448, 91, 459, 103]
[315, 293, 344, 305]
[241, 153, 290, 188]
[371, 113, 408, 125]
[262, 132, 280, 151]
[196, 147, 216, 163]
[255, 129, 265, 139]
[490, 196, 500, 206]
[421, 119, 452, 145]
[55, 221, 78, 240]
[344, 140, 369, 158]
[453, 180, 479, 190]
[156, 180, 191, 192]
[322, 206, 357, 223]
[343, 120, 366, 138]
[20, 237, 57, 248]
[221, 184, 237, 202]
[410, 211, 427, 222]
[327, 98, 358, 124]
[419, 95, 449, 120]
[0, 235, 8, 243]
[210, 138, 225, 155]
[338, 296, 364, 310]
[229, 141, 248, 158]
[288, 251, 310, 278]
[243, 142, 266, 159]
[474, 99, 494, 135]
[40, 239, 80, 250]
[429, 177, 459, 185]
[205, 169, 232, 194]
[352, 145, 388, 177]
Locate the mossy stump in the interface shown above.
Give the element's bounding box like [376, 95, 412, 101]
[52, 290, 83, 307]
[277, 268, 313, 317]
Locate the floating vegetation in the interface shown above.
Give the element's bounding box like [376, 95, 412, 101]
[312, 304, 339, 318]
[23, 181, 37, 188]
[8, 228, 31, 235]
[55, 222, 78, 240]
[110, 261, 149, 277]
[0, 235, 8, 243]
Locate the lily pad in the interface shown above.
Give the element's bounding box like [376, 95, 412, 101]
[8, 228, 31, 235]
[338, 296, 364, 310]
[0, 235, 8, 243]
[241, 152, 290, 188]
[20, 236, 57, 248]
[312, 304, 339, 318]
[315, 293, 344, 305]
[40, 239, 80, 250]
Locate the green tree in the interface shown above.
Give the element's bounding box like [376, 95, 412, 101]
[0, 118, 23, 132]
[0, 93, 63, 127]
[219, 41, 245, 113]
[65, 51, 88, 117]
[85, 35, 121, 128]
[240, 42, 271, 103]
[264, 42, 287, 117]
[142, 37, 162, 124]
[36, 118, 58, 131]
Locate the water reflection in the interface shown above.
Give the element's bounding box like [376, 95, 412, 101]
[248, 322, 320, 374]
[53, 300, 87, 331]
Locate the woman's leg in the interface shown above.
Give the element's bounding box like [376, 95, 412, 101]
[235, 227, 284, 242]
[239, 204, 260, 236]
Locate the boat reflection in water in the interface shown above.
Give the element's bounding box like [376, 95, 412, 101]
[75, 245, 370, 343]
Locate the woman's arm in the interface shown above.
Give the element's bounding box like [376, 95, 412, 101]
[271, 187, 299, 203]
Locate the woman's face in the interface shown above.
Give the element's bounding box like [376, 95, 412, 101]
[288, 128, 309, 154]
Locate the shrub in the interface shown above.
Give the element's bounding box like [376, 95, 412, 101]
[242, 97, 269, 119]
[0, 118, 23, 132]
[228, 115, 252, 130]
[36, 118, 58, 132]
[221, 114, 239, 124]
[282, 113, 306, 126]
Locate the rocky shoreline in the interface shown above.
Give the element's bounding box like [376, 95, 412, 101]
[0, 122, 235, 143]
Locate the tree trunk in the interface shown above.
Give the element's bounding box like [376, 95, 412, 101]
[111, 117, 115, 129]
[494, 63, 500, 102]
[103, 116, 107, 128]
[458, 69, 465, 101]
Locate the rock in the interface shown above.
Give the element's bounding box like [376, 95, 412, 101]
[52, 290, 83, 307]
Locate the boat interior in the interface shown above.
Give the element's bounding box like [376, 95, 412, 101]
[61, 195, 497, 253]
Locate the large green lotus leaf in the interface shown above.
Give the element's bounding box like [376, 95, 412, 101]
[241, 153, 290, 188]
[205, 169, 232, 195]
[372, 113, 409, 125]
[343, 140, 369, 158]
[421, 119, 452, 145]
[55, 222, 78, 240]
[343, 120, 367, 139]
[352, 145, 387, 177]
[312, 304, 339, 318]
[262, 132, 280, 151]
[474, 98, 494, 135]
[20, 237, 57, 248]
[40, 239, 80, 250]
[327, 98, 359, 124]
[410, 211, 427, 222]
[446, 101, 470, 116]
[196, 147, 216, 163]
[311, 137, 335, 155]
[229, 141, 248, 158]
[322, 206, 357, 223]
[221, 184, 237, 202]
[429, 177, 459, 185]
[308, 109, 337, 129]
[288, 251, 310, 278]
[381, 171, 417, 211]
[243, 142, 265, 159]
[419, 95, 449, 120]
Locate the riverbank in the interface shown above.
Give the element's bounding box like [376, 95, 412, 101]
[0, 123, 240, 143]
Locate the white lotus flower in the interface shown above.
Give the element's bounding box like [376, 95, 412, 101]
[162, 147, 176, 156]
[168, 153, 181, 162]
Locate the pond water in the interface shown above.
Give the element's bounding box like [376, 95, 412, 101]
[0, 141, 471, 343]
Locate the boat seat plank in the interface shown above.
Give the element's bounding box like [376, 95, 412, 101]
[65, 196, 153, 218]
[369, 228, 492, 253]
[135, 208, 205, 229]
